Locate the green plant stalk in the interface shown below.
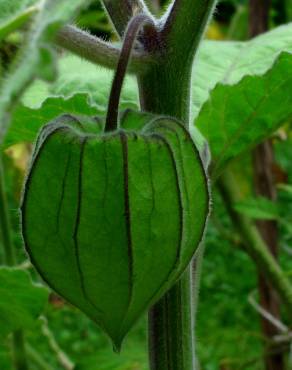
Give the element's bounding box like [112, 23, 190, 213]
[137, 1, 216, 368]
[0, 157, 28, 370]
[218, 170, 292, 314]
[101, 0, 149, 37]
[148, 266, 195, 369]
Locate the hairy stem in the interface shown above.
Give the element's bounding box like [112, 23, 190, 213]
[218, 170, 292, 316]
[148, 266, 195, 369]
[55, 25, 154, 74]
[162, 0, 217, 66]
[101, 0, 149, 37]
[0, 157, 28, 370]
[138, 1, 217, 368]
[140, 0, 217, 124]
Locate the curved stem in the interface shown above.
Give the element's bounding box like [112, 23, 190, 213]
[55, 25, 154, 74]
[101, 0, 150, 37]
[105, 14, 156, 132]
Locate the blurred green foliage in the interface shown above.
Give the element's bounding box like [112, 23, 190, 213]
[1, 0, 292, 369]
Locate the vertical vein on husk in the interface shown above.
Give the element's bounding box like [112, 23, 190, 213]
[73, 137, 88, 304]
[56, 147, 72, 235]
[142, 133, 183, 299]
[120, 132, 134, 327]
[152, 120, 210, 271]
[145, 137, 155, 247]
[150, 133, 183, 274]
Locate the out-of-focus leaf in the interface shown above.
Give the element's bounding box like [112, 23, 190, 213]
[0, 267, 48, 338]
[278, 184, 292, 195]
[0, 0, 38, 41]
[5, 142, 31, 171]
[234, 197, 280, 220]
[4, 56, 138, 148]
[3, 93, 100, 149]
[0, 0, 93, 143]
[6, 24, 292, 150]
[24, 23, 292, 116]
[42, 55, 139, 111]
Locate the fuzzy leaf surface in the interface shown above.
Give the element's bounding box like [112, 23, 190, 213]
[196, 52, 292, 178]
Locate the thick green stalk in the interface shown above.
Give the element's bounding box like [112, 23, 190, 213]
[139, 0, 217, 122]
[148, 266, 195, 369]
[139, 45, 194, 370]
[0, 157, 28, 370]
[138, 1, 216, 368]
[161, 0, 217, 68]
[218, 170, 292, 314]
[101, 0, 149, 37]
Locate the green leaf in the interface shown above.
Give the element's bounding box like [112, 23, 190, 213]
[3, 94, 101, 149]
[21, 113, 209, 349]
[10, 24, 290, 141]
[0, 0, 93, 143]
[0, 267, 48, 338]
[278, 184, 292, 195]
[196, 52, 292, 178]
[193, 23, 292, 118]
[233, 197, 280, 220]
[41, 55, 139, 111]
[0, 0, 38, 40]
[2, 57, 139, 148]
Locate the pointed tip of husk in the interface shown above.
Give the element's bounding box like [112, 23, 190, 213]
[112, 338, 123, 354]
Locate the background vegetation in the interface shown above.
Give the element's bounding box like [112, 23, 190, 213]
[0, 0, 292, 369]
